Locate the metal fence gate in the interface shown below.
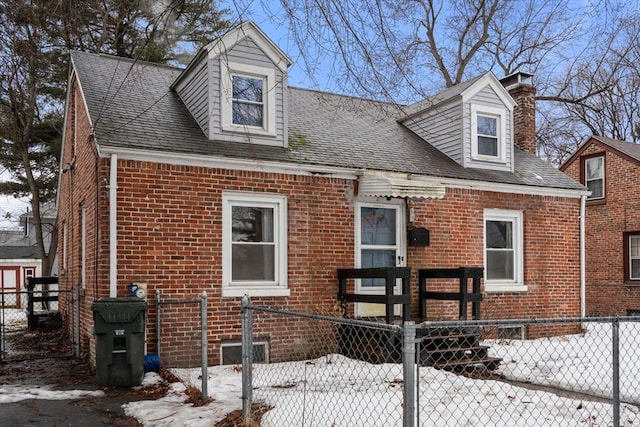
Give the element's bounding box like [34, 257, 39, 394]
[0, 277, 76, 361]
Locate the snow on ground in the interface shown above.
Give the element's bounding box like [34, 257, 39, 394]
[490, 322, 640, 405]
[0, 384, 104, 403]
[3, 322, 640, 425]
[1, 308, 27, 331]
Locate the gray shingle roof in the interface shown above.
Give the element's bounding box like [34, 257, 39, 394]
[0, 246, 40, 260]
[592, 136, 640, 162]
[70, 51, 584, 192]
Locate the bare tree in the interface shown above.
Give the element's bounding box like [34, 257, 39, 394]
[0, 0, 230, 275]
[247, 0, 639, 163]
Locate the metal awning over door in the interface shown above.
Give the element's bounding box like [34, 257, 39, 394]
[358, 175, 446, 200]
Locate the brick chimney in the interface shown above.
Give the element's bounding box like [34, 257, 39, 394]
[500, 72, 536, 154]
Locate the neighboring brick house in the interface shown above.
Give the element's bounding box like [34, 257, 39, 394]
[57, 22, 587, 367]
[561, 136, 640, 316]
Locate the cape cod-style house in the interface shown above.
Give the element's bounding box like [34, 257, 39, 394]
[57, 22, 587, 367]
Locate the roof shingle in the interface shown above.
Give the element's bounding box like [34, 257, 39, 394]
[70, 51, 584, 192]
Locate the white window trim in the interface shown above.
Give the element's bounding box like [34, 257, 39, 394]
[484, 209, 526, 293]
[585, 156, 605, 200]
[630, 235, 640, 280]
[222, 192, 288, 298]
[220, 60, 276, 136]
[471, 105, 507, 164]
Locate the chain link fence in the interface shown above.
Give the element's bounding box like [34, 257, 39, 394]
[1, 286, 74, 361]
[155, 290, 209, 401]
[241, 299, 640, 427]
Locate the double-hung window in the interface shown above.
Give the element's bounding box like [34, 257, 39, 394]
[624, 232, 640, 282]
[232, 75, 264, 127]
[221, 61, 276, 135]
[471, 105, 506, 163]
[484, 209, 525, 292]
[222, 192, 288, 297]
[584, 155, 605, 200]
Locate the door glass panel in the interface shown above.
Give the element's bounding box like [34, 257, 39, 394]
[361, 249, 396, 287]
[361, 207, 396, 245]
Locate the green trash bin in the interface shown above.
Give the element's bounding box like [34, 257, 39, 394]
[91, 297, 147, 387]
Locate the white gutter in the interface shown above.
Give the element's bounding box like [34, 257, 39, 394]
[580, 194, 586, 317]
[109, 154, 118, 297]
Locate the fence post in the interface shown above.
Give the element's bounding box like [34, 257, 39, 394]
[201, 291, 208, 402]
[155, 290, 161, 360]
[403, 321, 416, 427]
[241, 294, 253, 419]
[612, 318, 620, 427]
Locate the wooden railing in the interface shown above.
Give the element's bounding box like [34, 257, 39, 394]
[418, 267, 483, 320]
[337, 267, 411, 324]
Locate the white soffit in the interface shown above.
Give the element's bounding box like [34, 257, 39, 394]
[358, 175, 446, 200]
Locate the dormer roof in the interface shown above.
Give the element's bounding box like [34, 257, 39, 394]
[400, 72, 516, 121]
[172, 20, 292, 90]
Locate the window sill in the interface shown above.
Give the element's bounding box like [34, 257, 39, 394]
[586, 198, 606, 206]
[485, 283, 528, 293]
[471, 155, 507, 164]
[222, 124, 277, 138]
[222, 287, 291, 298]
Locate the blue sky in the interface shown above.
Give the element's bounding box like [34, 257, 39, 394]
[224, 0, 335, 90]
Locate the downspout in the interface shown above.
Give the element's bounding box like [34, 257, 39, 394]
[580, 195, 586, 318]
[109, 154, 118, 297]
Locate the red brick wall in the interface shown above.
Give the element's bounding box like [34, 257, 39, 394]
[58, 77, 109, 361]
[563, 140, 640, 316]
[113, 162, 355, 366]
[408, 188, 581, 326]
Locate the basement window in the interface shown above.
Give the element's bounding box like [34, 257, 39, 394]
[221, 340, 269, 365]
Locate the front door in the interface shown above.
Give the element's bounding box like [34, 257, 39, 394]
[356, 200, 405, 317]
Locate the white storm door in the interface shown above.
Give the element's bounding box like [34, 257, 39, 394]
[356, 201, 405, 317]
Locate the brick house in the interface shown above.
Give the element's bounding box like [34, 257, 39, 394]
[561, 135, 640, 316]
[58, 22, 587, 367]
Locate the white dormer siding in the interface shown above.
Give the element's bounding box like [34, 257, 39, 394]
[174, 54, 210, 136]
[402, 102, 463, 164]
[211, 37, 286, 145]
[400, 72, 516, 173]
[172, 21, 291, 148]
[463, 85, 514, 172]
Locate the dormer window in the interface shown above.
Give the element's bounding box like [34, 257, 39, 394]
[221, 61, 276, 136]
[477, 115, 498, 156]
[471, 105, 507, 163]
[232, 75, 264, 127]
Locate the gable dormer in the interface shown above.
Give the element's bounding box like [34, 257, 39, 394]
[400, 72, 517, 172]
[172, 21, 292, 147]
